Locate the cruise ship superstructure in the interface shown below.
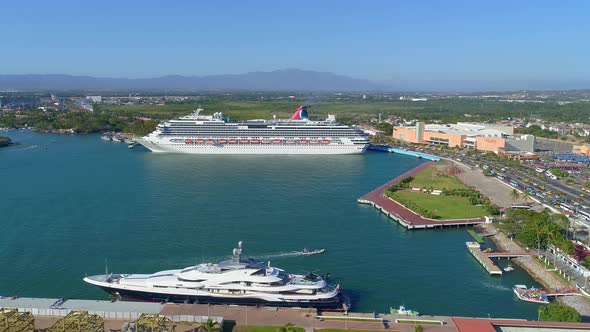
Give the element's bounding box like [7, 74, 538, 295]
[84, 242, 346, 309]
[137, 105, 369, 154]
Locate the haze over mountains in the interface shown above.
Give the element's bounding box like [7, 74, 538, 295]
[1, 69, 589, 92]
[0, 69, 381, 92]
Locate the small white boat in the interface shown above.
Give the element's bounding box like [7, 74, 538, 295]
[302, 248, 325, 255]
[504, 266, 515, 272]
[390, 305, 419, 316]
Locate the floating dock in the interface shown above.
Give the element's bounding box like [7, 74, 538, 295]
[357, 162, 484, 229]
[369, 145, 441, 161]
[467, 230, 485, 243]
[466, 242, 503, 275]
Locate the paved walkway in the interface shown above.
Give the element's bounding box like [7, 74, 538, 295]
[160, 303, 458, 331]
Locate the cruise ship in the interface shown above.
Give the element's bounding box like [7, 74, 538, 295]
[136, 105, 370, 154]
[84, 242, 347, 310]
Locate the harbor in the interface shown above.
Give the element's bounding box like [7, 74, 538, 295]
[0, 130, 549, 320]
[466, 242, 531, 276]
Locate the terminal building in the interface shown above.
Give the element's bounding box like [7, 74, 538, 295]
[393, 122, 534, 155]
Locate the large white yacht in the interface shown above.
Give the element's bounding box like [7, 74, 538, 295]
[84, 242, 347, 310]
[136, 105, 369, 154]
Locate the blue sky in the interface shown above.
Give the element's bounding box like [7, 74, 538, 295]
[2, 0, 589, 88]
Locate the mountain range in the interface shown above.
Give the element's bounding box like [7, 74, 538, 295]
[0, 69, 382, 92]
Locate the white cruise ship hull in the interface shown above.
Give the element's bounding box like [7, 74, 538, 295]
[138, 139, 368, 155]
[136, 106, 370, 155]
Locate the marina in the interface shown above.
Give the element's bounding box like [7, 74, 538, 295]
[0, 130, 544, 319]
[466, 242, 533, 276]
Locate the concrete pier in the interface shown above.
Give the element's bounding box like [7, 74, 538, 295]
[466, 242, 503, 275]
[357, 162, 484, 229]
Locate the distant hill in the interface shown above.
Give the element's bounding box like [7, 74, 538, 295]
[0, 69, 382, 91]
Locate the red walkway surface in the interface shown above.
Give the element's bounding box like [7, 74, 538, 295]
[453, 317, 590, 332]
[358, 162, 485, 229]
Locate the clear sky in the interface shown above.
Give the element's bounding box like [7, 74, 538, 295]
[3, 0, 590, 88]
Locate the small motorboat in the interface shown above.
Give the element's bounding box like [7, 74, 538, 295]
[504, 266, 515, 272]
[390, 305, 419, 316]
[302, 248, 325, 255]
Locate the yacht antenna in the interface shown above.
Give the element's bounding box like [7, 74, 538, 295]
[201, 244, 204, 264]
[105, 258, 108, 276]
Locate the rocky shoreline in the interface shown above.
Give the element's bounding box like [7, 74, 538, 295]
[478, 223, 590, 320]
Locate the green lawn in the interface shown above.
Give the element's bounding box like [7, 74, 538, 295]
[233, 326, 305, 332]
[94, 100, 426, 123]
[394, 191, 488, 219]
[408, 167, 466, 190]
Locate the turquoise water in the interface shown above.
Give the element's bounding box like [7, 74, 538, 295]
[0, 130, 541, 319]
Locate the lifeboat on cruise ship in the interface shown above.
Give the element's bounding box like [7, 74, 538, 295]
[310, 139, 319, 144]
[320, 139, 331, 144]
[218, 139, 228, 143]
[228, 139, 238, 143]
[250, 139, 260, 144]
[298, 139, 308, 144]
[286, 139, 296, 144]
[195, 139, 205, 143]
[240, 139, 250, 143]
[261, 139, 271, 144]
[272, 139, 282, 143]
[206, 139, 215, 144]
[185, 139, 193, 144]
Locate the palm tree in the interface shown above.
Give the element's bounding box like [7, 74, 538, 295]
[521, 190, 531, 203]
[511, 189, 520, 202]
[199, 319, 222, 332]
[276, 323, 296, 332]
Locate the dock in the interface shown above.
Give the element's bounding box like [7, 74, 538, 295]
[357, 162, 484, 229]
[466, 242, 533, 275]
[369, 145, 441, 161]
[467, 230, 485, 243]
[466, 242, 503, 275]
[0, 296, 460, 332]
[484, 252, 531, 258]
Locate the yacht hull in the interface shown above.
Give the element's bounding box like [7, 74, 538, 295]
[98, 286, 344, 309]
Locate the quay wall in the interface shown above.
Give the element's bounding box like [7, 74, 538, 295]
[368, 145, 441, 161]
